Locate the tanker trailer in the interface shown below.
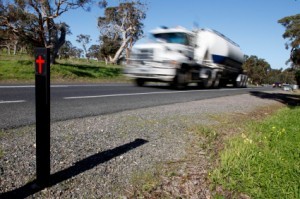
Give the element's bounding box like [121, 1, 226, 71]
[124, 26, 247, 88]
[194, 29, 247, 88]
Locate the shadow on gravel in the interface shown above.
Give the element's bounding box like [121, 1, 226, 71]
[1, 138, 148, 199]
[250, 91, 300, 107]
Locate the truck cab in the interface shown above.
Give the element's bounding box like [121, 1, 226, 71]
[124, 26, 195, 87]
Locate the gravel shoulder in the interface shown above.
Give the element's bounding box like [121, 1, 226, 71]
[0, 91, 290, 198]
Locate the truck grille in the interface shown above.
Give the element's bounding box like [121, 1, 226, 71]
[135, 49, 153, 60]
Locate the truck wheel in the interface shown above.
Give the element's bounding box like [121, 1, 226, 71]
[235, 80, 246, 88]
[212, 73, 221, 88]
[198, 79, 212, 88]
[219, 79, 228, 88]
[235, 81, 242, 88]
[200, 71, 213, 88]
[172, 72, 187, 89]
[135, 78, 145, 87]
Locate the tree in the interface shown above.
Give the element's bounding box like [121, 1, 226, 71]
[243, 55, 271, 85]
[278, 14, 300, 68]
[0, 0, 107, 64]
[99, 35, 121, 64]
[70, 47, 83, 59]
[280, 68, 296, 84]
[266, 68, 283, 84]
[57, 40, 83, 59]
[76, 34, 92, 61]
[98, 0, 146, 64]
[58, 40, 73, 59]
[0, 29, 19, 55]
[87, 44, 101, 60]
[290, 47, 300, 68]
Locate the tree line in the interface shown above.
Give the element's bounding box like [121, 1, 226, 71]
[0, 0, 146, 65]
[243, 55, 296, 85]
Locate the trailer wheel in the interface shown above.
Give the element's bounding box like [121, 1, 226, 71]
[135, 78, 145, 87]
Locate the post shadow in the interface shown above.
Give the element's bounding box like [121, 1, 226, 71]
[249, 91, 300, 107]
[0, 138, 148, 199]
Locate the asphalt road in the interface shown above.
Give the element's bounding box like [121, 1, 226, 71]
[0, 83, 274, 129]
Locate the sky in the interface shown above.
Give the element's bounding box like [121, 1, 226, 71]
[59, 0, 300, 70]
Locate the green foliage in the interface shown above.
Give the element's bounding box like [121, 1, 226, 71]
[278, 14, 300, 68]
[211, 107, 300, 198]
[99, 35, 121, 60]
[278, 14, 300, 49]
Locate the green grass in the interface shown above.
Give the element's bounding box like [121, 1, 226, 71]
[0, 59, 35, 81]
[51, 62, 123, 80]
[0, 54, 125, 83]
[211, 107, 300, 199]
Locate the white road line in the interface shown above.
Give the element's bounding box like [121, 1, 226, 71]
[0, 85, 35, 88]
[0, 100, 26, 104]
[0, 84, 128, 88]
[64, 88, 242, 100]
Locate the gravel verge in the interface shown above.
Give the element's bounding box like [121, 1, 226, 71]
[0, 91, 286, 198]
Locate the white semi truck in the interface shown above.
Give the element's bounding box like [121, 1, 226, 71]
[124, 26, 248, 89]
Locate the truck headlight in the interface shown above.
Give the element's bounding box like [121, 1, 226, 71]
[163, 60, 179, 68]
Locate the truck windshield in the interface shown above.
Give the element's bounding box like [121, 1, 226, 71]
[152, 33, 190, 45]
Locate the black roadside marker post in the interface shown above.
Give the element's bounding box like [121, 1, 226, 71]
[35, 47, 50, 187]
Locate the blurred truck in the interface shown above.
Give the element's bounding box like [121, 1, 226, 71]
[124, 26, 248, 89]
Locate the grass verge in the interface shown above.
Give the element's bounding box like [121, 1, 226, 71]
[0, 54, 127, 83]
[211, 106, 300, 198]
[126, 103, 300, 198]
